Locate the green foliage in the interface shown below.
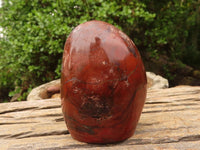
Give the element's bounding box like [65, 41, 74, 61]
[0, 0, 199, 101]
[144, 0, 200, 66]
[163, 64, 176, 82]
[0, 0, 156, 101]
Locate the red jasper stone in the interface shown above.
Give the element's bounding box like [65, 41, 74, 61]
[61, 20, 147, 144]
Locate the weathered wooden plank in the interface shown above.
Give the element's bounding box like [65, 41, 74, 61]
[0, 86, 200, 149]
[1, 135, 200, 150]
[0, 98, 60, 115]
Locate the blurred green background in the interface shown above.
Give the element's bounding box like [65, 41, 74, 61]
[0, 0, 199, 102]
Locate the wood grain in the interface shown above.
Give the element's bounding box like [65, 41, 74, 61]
[0, 86, 200, 150]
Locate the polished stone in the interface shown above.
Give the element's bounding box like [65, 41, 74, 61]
[61, 20, 147, 144]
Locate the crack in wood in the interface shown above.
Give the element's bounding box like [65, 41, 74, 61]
[145, 101, 170, 104]
[0, 107, 38, 115]
[136, 126, 197, 134]
[142, 106, 200, 113]
[16, 130, 69, 139]
[178, 135, 200, 142]
[0, 121, 37, 125]
[19, 113, 63, 119]
[174, 98, 200, 102]
[1, 131, 69, 139]
[55, 117, 64, 122]
[124, 134, 200, 145]
[149, 90, 200, 97]
[7, 131, 32, 139]
[194, 99, 200, 101]
[0, 134, 10, 138]
[138, 122, 160, 126]
[144, 102, 198, 109]
[38, 105, 61, 110]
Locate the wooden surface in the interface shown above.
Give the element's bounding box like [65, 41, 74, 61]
[0, 86, 200, 150]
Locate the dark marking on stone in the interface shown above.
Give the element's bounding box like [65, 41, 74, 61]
[64, 63, 138, 85]
[90, 36, 101, 51]
[74, 125, 95, 135]
[79, 97, 112, 119]
[106, 26, 112, 32]
[64, 113, 96, 135]
[119, 31, 137, 57]
[110, 85, 144, 127]
[128, 45, 136, 57]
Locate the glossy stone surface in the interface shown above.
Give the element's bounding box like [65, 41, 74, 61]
[61, 20, 147, 144]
